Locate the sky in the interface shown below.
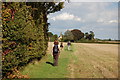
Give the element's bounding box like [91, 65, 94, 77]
[48, 2, 118, 40]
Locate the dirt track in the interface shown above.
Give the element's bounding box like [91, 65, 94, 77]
[48, 42, 118, 78]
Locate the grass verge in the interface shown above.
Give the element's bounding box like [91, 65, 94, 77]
[20, 44, 76, 78]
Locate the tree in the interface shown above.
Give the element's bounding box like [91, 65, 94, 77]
[108, 38, 111, 41]
[48, 32, 54, 41]
[85, 32, 89, 39]
[48, 32, 53, 37]
[84, 31, 95, 40]
[63, 30, 74, 41]
[26, 2, 64, 48]
[52, 34, 58, 41]
[90, 31, 95, 40]
[71, 29, 84, 41]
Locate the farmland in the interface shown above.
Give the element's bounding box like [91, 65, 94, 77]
[21, 42, 118, 78]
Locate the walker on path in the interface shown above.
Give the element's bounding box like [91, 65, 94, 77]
[53, 40, 60, 66]
[67, 41, 71, 51]
[60, 42, 63, 50]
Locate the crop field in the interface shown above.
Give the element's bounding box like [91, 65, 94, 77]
[21, 42, 118, 78]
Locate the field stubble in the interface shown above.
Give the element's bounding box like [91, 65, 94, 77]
[67, 43, 118, 78]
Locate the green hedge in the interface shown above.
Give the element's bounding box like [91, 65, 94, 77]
[2, 2, 47, 78]
[2, 2, 64, 78]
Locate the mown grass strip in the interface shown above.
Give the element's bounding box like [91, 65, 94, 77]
[20, 44, 76, 78]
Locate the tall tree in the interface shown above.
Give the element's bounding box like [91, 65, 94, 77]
[71, 29, 84, 41]
[90, 31, 95, 40]
[63, 30, 74, 41]
[26, 2, 64, 48]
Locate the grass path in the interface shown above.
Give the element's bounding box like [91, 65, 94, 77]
[20, 42, 118, 78]
[20, 43, 76, 78]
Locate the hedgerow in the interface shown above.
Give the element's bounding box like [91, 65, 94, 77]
[2, 2, 63, 78]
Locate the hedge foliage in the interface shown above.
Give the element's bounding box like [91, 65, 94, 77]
[2, 2, 63, 78]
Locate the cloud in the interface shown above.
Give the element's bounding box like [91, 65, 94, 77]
[97, 19, 118, 24]
[97, 19, 104, 23]
[51, 12, 83, 22]
[108, 20, 118, 23]
[70, 3, 118, 23]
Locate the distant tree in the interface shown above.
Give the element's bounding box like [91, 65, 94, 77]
[48, 32, 53, 41]
[108, 38, 111, 41]
[90, 31, 95, 40]
[63, 30, 74, 41]
[85, 32, 89, 39]
[53, 34, 58, 40]
[48, 32, 58, 41]
[84, 31, 95, 40]
[48, 32, 53, 37]
[71, 29, 84, 41]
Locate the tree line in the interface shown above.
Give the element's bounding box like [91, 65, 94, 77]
[48, 29, 95, 42]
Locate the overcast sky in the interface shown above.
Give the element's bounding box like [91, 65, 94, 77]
[48, 2, 118, 40]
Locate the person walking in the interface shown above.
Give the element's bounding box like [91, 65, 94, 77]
[67, 41, 71, 50]
[60, 42, 63, 50]
[53, 40, 60, 66]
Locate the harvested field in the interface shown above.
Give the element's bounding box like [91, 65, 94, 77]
[67, 43, 118, 78]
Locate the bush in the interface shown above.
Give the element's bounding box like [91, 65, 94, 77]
[2, 3, 47, 78]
